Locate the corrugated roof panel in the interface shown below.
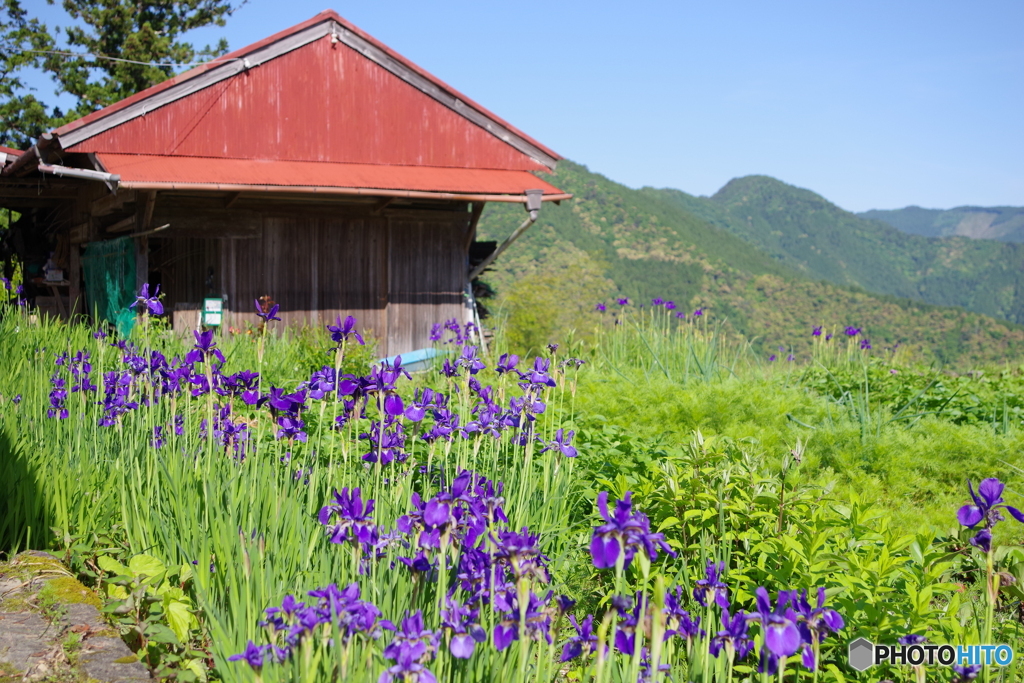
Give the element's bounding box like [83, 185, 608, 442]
[58, 12, 560, 172]
[99, 154, 566, 197]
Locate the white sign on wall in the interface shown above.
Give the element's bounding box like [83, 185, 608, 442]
[202, 298, 223, 326]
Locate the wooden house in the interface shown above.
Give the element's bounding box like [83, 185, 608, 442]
[0, 10, 568, 355]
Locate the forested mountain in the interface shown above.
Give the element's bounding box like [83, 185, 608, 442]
[860, 206, 1024, 242]
[476, 162, 1024, 364]
[650, 176, 1024, 325]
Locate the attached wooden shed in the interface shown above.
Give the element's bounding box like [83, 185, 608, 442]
[0, 10, 568, 355]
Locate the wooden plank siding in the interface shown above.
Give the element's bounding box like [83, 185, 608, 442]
[387, 217, 467, 354]
[151, 209, 468, 356]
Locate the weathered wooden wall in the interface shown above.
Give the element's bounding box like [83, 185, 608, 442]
[150, 206, 469, 356]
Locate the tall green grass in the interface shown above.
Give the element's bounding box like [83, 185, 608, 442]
[2, 305, 1022, 682]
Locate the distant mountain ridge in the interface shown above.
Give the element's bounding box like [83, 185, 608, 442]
[860, 206, 1024, 242]
[476, 161, 1024, 365]
[645, 175, 1024, 325]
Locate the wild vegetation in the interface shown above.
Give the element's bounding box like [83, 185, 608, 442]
[2, 294, 1023, 682]
[478, 162, 1024, 364]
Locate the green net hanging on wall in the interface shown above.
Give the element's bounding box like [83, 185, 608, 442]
[81, 237, 136, 337]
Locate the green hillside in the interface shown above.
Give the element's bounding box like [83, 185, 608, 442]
[648, 176, 1024, 325]
[861, 205, 1024, 242]
[476, 161, 799, 307]
[476, 162, 1024, 365]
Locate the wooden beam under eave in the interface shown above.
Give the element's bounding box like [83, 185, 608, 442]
[90, 189, 135, 218]
[223, 191, 243, 209]
[106, 215, 136, 233]
[371, 197, 395, 215]
[0, 188, 79, 200]
[465, 201, 485, 251]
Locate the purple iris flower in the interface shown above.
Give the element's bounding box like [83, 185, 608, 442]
[664, 586, 702, 640]
[844, 326, 860, 337]
[694, 561, 730, 609]
[227, 641, 265, 669]
[617, 298, 629, 305]
[540, 428, 578, 458]
[440, 357, 460, 378]
[590, 491, 675, 569]
[952, 664, 982, 682]
[492, 528, 550, 583]
[360, 419, 408, 464]
[129, 283, 163, 316]
[791, 587, 844, 644]
[524, 357, 556, 388]
[750, 587, 802, 667]
[384, 393, 405, 417]
[383, 611, 439, 662]
[440, 598, 486, 659]
[860, 338, 871, 350]
[319, 487, 377, 547]
[595, 303, 607, 312]
[398, 551, 435, 574]
[958, 478, 1024, 552]
[651, 298, 664, 306]
[693, 308, 704, 317]
[492, 589, 556, 651]
[768, 354, 777, 362]
[710, 609, 754, 660]
[458, 346, 486, 374]
[187, 329, 225, 364]
[898, 634, 927, 645]
[327, 315, 365, 347]
[254, 298, 281, 323]
[268, 388, 307, 414]
[276, 415, 307, 442]
[664, 301, 676, 310]
[561, 615, 599, 662]
[812, 326, 822, 337]
[379, 645, 436, 683]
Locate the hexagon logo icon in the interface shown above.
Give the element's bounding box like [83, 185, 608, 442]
[848, 637, 875, 671]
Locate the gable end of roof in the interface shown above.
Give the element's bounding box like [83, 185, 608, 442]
[56, 14, 559, 170]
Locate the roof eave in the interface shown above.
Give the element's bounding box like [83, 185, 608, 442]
[116, 180, 572, 204]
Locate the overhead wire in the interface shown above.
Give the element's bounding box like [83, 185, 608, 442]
[24, 49, 237, 69]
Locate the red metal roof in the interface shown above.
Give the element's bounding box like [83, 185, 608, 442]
[0, 146, 21, 156]
[99, 153, 567, 201]
[54, 11, 561, 173]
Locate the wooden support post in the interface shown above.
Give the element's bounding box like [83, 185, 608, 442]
[69, 245, 81, 317]
[138, 190, 156, 231]
[465, 201, 485, 250]
[132, 190, 155, 310]
[135, 236, 148, 295]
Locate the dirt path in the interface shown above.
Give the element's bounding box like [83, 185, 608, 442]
[0, 551, 150, 682]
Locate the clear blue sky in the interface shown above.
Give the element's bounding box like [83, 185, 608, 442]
[29, 0, 1024, 212]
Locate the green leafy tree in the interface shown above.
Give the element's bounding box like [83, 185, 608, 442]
[0, 0, 57, 147]
[0, 0, 242, 147]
